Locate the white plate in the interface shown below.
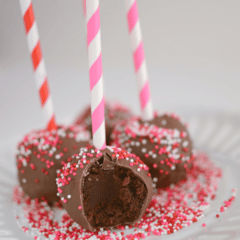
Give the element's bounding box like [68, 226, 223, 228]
[0, 111, 240, 240]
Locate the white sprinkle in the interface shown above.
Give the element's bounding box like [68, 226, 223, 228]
[166, 146, 172, 152]
[67, 195, 71, 199]
[152, 154, 157, 159]
[175, 154, 180, 159]
[153, 177, 158, 182]
[171, 165, 176, 170]
[127, 148, 132, 152]
[22, 159, 27, 167]
[183, 141, 189, 147]
[22, 178, 27, 183]
[142, 139, 147, 144]
[172, 148, 179, 154]
[136, 142, 140, 146]
[162, 119, 167, 125]
[142, 148, 147, 153]
[69, 133, 74, 138]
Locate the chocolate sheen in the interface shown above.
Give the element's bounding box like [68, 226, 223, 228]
[16, 125, 90, 204]
[57, 146, 153, 231]
[111, 113, 195, 189]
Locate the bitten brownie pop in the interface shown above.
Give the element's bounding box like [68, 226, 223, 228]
[16, 125, 90, 204]
[56, 0, 153, 230]
[74, 101, 133, 145]
[112, 113, 195, 189]
[57, 146, 153, 230]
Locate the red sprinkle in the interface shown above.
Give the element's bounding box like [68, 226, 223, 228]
[12, 152, 235, 240]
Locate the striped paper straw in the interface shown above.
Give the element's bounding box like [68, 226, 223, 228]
[124, 0, 154, 121]
[83, 0, 86, 18]
[86, 0, 106, 149]
[19, 0, 57, 131]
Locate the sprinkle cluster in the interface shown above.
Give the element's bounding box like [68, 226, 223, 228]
[56, 146, 150, 204]
[12, 152, 229, 240]
[16, 125, 90, 185]
[218, 188, 236, 214]
[112, 115, 195, 187]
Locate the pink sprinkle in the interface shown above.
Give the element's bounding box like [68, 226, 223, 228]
[13, 151, 228, 240]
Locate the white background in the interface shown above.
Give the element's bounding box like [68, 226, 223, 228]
[1, 0, 240, 141]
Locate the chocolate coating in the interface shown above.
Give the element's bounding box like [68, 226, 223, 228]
[57, 146, 153, 231]
[74, 102, 133, 145]
[112, 113, 195, 189]
[16, 125, 90, 204]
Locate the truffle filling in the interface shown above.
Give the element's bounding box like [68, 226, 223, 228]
[82, 157, 147, 228]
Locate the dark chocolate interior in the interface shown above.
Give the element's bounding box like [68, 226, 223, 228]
[82, 157, 147, 228]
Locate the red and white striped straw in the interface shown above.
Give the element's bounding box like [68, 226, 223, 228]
[19, 0, 57, 131]
[124, 0, 154, 121]
[86, 0, 106, 149]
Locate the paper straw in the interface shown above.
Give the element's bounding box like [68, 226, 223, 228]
[86, 0, 106, 149]
[124, 0, 154, 121]
[83, 0, 86, 18]
[19, 0, 57, 131]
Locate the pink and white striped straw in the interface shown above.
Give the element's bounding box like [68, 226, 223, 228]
[86, 0, 106, 149]
[124, 0, 154, 121]
[83, 0, 86, 18]
[19, 0, 57, 131]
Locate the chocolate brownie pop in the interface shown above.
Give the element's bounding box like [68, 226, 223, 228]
[57, 145, 153, 230]
[74, 101, 133, 145]
[112, 113, 195, 189]
[16, 125, 90, 204]
[58, 8, 153, 230]
[111, 10, 195, 188]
